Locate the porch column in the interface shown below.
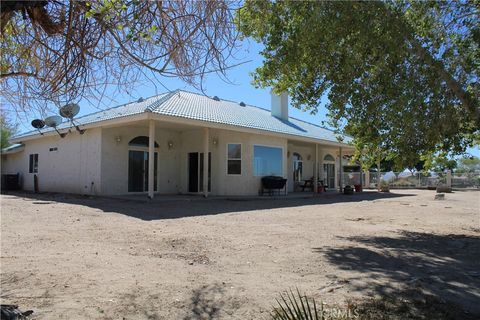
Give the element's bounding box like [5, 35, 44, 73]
[364, 170, 370, 188]
[148, 120, 155, 199]
[339, 147, 343, 192]
[203, 127, 209, 198]
[314, 144, 318, 194]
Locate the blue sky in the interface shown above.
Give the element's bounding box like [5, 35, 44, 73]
[13, 39, 479, 157]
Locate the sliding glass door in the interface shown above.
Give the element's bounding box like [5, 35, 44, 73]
[128, 150, 158, 192]
[188, 152, 211, 193]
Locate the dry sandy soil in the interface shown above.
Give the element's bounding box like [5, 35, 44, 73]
[1, 190, 479, 319]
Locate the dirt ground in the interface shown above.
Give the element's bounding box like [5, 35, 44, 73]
[1, 189, 479, 319]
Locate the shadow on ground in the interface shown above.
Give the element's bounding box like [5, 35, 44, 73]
[183, 284, 225, 320]
[2, 191, 414, 221]
[314, 231, 480, 317]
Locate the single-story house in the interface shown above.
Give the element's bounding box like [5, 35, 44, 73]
[1, 90, 355, 197]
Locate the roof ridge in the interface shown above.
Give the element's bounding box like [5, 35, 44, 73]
[73, 92, 167, 122]
[175, 89, 340, 134]
[144, 89, 179, 112]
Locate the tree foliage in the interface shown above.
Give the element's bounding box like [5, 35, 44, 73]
[1, 0, 239, 116]
[421, 152, 458, 172]
[238, 0, 479, 169]
[0, 114, 17, 149]
[456, 156, 480, 172]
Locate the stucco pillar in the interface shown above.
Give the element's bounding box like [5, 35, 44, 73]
[446, 170, 452, 187]
[339, 147, 343, 192]
[364, 171, 370, 188]
[203, 127, 209, 198]
[318, 148, 324, 184]
[314, 144, 318, 194]
[148, 120, 155, 199]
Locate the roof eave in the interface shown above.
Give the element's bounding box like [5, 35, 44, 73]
[10, 108, 353, 149]
[10, 112, 150, 143]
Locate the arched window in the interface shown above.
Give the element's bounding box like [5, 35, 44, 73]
[293, 152, 303, 182]
[128, 136, 159, 148]
[324, 154, 335, 162]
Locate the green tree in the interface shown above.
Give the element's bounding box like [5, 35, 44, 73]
[456, 156, 480, 172]
[238, 0, 479, 169]
[0, 115, 17, 149]
[421, 152, 458, 172]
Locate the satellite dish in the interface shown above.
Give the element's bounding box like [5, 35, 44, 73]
[44, 115, 62, 128]
[59, 103, 80, 119]
[44, 115, 67, 138]
[31, 119, 45, 135]
[58, 103, 86, 135]
[31, 119, 45, 129]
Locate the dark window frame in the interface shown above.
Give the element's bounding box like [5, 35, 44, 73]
[29, 153, 39, 173]
[227, 143, 242, 175]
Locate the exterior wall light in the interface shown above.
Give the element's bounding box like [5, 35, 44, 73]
[168, 141, 174, 150]
[212, 138, 218, 146]
[115, 136, 121, 144]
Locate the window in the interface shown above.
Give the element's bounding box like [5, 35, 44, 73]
[293, 152, 303, 182]
[29, 154, 38, 173]
[128, 136, 159, 148]
[324, 154, 335, 162]
[227, 143, 241, 175]
[254, 145, 283, 176]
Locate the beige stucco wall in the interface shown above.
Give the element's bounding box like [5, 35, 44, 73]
[211, 129, 288, 196]
[287, 143, 315, 192]
[100, 125, 290, 196]
[100, 124, 181, 195]
[1, 152, 26, 188]
[3, 120, 352, 196]
[2, 128, 102, 194]
[174, 127, 288, 196]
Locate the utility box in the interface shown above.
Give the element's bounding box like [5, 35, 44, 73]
[1, 173, 21, 192]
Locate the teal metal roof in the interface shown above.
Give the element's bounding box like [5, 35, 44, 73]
[13, 90, 351, 144]
[1, 143, 24, 154]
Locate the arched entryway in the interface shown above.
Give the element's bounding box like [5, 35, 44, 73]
[293, 152, 303, 183]
[128, 136, 159, 192]
[323, 154, 335, 188]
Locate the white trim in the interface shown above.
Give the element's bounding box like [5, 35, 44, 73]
[252, 144, 285, 177]
[226, 143, 242, 176]
[323, 153, 336, 163]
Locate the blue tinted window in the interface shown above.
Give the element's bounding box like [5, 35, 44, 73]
[253, 146, 283, 176]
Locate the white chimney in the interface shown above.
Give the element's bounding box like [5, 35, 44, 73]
[271, 90, 289, 121]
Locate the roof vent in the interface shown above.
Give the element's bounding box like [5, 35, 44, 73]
[239, 101, 246, 107]
[137, 97, 144, 103]
[212, 96, 220, 101]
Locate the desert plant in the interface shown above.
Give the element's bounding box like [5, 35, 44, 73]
[271, 290, 361, 320]
[271, 289, 323, 320]
[379, 180, 390, 192]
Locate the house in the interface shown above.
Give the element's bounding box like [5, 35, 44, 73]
[1, 90, 355, 197]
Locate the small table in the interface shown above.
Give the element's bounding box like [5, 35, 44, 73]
[300, 179, 314, 192]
